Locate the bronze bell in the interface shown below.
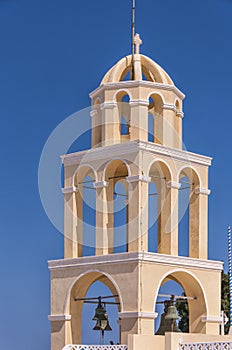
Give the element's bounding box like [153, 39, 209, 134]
[156, 302, 181, 335]
[92, 298, 112, 332]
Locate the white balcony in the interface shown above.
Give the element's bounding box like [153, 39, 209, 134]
[179, 341, 232, 350]
[62, 345, 128, 350]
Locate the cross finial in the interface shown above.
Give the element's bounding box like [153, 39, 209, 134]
[133, 33, 142, 54]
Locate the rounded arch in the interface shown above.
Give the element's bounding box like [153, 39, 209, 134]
[102, 158, 132, 182]
[113, 89, 132, 102]
[72, 164, 98, 187]
[154, 268, 208, 334]
[177, 165, 201, 188]
[64, 269, 123, 315]
[148, 159, 173, 183]
[147, 91, 165, 106]
[93, 97, 102, 106]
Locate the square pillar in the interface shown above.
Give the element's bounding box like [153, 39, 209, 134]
[95, 181, 109, 255]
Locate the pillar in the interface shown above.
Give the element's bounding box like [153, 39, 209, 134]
[101, 102, 120, 147]
[127, 175, 149, 252]
[95, 181, 109, 255]
[130, 100, 149, 141]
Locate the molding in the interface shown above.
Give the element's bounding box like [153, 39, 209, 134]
[61, 140, 212, 168]
[163, 103, 176, 112]
[201, 316, 222, 324]
[48, 251, 223, 273]
[118, 311, 158, 319]
[195, 187, 211, 196]
[177, 111, 184, 118]
[126, 175, 151, 183]
[166, 181, 181, 189]
[94, 181, 109, 188]
[129, 99, 149, 107]
[90, 109, 98, 117]
[62, 186, 78, 194]
[100, 102, 117, 110]
[48, 314, 71, 322]
[89, 80, 185, 100]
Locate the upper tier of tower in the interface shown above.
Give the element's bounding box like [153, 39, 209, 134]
[89, 52, 185, 150]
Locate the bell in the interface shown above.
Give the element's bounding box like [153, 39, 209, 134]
[165, 305, 179, 320]
[155, 303, 181, 335]
[92, 298, 112, 332]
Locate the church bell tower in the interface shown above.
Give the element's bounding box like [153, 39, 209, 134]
[48, 34, 227, 350]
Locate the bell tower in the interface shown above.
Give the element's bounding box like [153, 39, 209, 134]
[48, 37, 226, 350]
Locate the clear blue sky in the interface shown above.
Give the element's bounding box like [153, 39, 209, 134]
[1, 0, 232, 348]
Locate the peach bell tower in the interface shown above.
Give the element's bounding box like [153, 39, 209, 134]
[48, 38, 225, 350]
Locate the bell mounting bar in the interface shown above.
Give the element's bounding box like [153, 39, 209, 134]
[157, 293, 197, 301]
[83, 300, 120, 305]
[74, 294, 119, 301]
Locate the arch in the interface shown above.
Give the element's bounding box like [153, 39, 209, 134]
[177, 165, 201, 188]
[102, 158, 132, 182]
[154, 268, 208, 334]
[148, 159, 173, 182]
[147, 91, 165, 106]
[93, 97, 102, 106]
[64, 270, 123, 345]
[113, 89, 132, 102]
[72, 164, 98, 187]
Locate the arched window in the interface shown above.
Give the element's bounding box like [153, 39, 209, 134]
[148, 113, 154, 142]
[148, 181, 158, 252]
[121, 116, 129, 135]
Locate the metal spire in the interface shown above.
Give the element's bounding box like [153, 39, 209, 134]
[228, 226, 232, 334]
[131, 0, 135, 80]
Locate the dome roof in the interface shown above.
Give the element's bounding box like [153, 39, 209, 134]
[101, 54, 174, 86]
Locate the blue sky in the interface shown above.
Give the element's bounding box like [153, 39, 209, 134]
[1, 0, 232, 348]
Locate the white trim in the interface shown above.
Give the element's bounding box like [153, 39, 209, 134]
[163, 103, 176, 112]
[201, 315, 222, 324]
[89, 80, 185, 100]
[118, 311, 158, 319]
[126, 175, 151, 183]
[94, 181, 109, 188]
[195, 187, 211, 195]
[90, 109, 98, 117]
[129, 99, 149, 107]
[61, 140, 212, 168]
[62, 186, 78, 194]
[100, 102, 117, 110]
[48, 314, 71, 321]
[177, 111, 184, 118]
[166, 181, 181, 189]
[48, 251, 223, 273]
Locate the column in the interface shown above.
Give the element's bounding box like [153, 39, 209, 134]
[90, 107, 102, 148]
[101, 102, 120, 146]
[63, 186, 82, 258]
[130, 100, 149, 141]
[94, 181, 109, 255]
[158, 181, 180, 256]
[162, 104, 176, 148]
[127, 175, 149, 252]
[189, 187, 210, 259]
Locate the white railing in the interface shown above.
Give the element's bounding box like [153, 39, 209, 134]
[62, 345, 128, 350]
[180, 341, 232, 350]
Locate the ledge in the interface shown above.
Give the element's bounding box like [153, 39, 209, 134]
[48, 251, 223, 272]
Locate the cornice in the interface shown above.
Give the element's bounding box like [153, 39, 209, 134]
[89, 80, 185, 100]
[61, 140, 212, 168]
[48, 251, 223, 272]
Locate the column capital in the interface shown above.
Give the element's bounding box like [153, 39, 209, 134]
[194, 187, 211, 195]
[129, 99, 149, 107]
[118, 311, 158, 319]
[163, 103, 176, 112]
[62, 186, 78, 194]
[94, 181, 109, 189]
[166, 181, 181, 189]
[48, 314, 71, 322]
[100, 102, 117, 110]
[126, 175, 151, 183]
[176, 111, 184, 118]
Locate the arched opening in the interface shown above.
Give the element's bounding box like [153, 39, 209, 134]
[178, 167, 201, 258]
[148, 181, 158, 252]
[148, 94, 163, 145]
[116, 92, 130, 140]
[104, 159, 130, 254]
[154, 270, 207, 335]
[73, 166, 97, 256]
[68, 271, 122, 345]
[148, 161, 172, 254]
[148, 113, 155, 142]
